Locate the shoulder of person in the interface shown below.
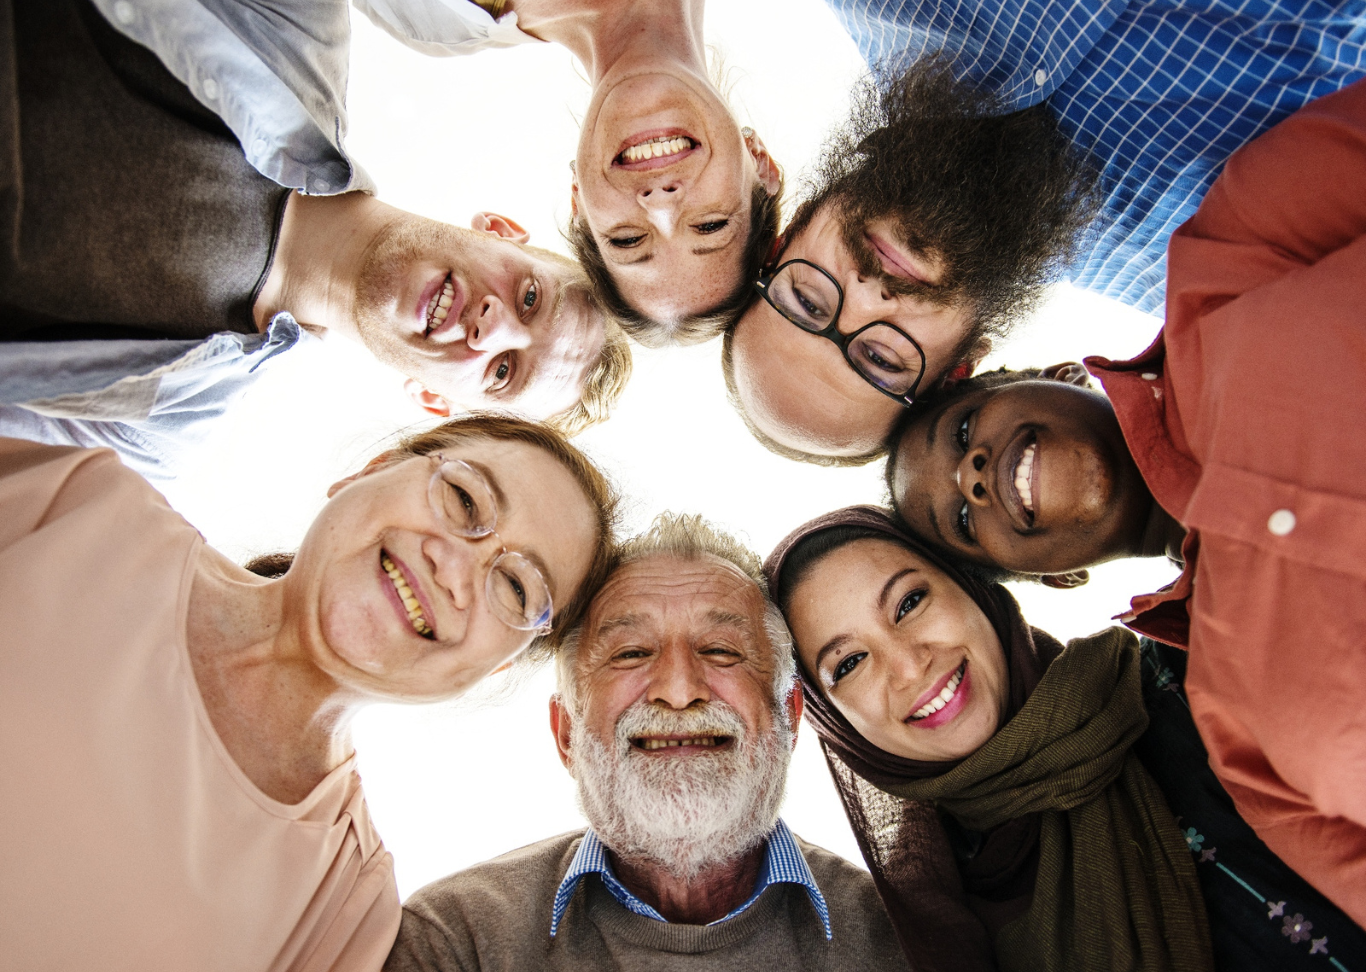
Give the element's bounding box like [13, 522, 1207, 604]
[790, 834, 912, 969]
[0, 439, 158, 549]
[400, 830, 586, 932]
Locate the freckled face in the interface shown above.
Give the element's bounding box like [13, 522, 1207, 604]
[289, 440, 598, 702]
[785, 539, 1006, 761]
[575, 69, 768, 321]
[890, 379, 1150, 575]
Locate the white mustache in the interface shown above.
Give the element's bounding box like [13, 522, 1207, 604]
[613, 700, 747, 752]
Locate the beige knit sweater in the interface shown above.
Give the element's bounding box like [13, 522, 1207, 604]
[385, 830, 912, 972]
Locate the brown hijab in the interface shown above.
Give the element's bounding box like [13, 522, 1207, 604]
[765, 507, 1211, 972]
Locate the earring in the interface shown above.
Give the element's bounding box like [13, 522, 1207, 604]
[741, 126, 755, 139]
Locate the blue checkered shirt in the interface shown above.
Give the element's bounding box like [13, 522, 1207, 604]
[549, 820, 832, 940]
[827, 0, 1366, 312]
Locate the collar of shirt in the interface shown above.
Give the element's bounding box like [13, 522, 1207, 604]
[550, 819, 831, 940]
[1084, 344, 1199, 649]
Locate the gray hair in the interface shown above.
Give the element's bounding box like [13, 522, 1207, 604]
[556, 512, 795, 716]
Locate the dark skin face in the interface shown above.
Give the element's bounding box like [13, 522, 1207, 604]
[890, 368, 1164, 576]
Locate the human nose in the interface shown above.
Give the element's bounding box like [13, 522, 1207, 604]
[636, 180, 683, 235]
[423, 533, 503, 614]
[837, 271, 897, 335]
[886, 639, 936, 691]
[958, 444, 992, 509]
[467, 293, 531, 353]
[645, 640, 711, 709]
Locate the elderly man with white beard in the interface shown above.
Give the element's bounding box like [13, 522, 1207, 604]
[385, 513, 911, 972]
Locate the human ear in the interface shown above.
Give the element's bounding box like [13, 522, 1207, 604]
[1040, 362, 1091, 387]
[1040, 569, 1090, 589]
[404, 379, 453, 417]
[744, 130, 782, 197]
[549, 694, 574, 770]
[470, 211, 531, 244]
[786, 684, 803, 750]
[941, 337, 992, 391]
[325, 452, 400, 498]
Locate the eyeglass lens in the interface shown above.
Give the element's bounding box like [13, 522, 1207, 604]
[847, 325, 922, 395]
[767, 262, 840, 331]
[770, 264, 923, 396]
[428, 458, 554, 632]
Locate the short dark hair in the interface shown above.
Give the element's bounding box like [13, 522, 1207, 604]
[566, 179, 783, 348]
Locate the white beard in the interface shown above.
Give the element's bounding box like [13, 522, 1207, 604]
[569, 699, 791, 881]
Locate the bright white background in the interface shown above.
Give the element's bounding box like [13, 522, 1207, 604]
[158, 0, 1182, 898]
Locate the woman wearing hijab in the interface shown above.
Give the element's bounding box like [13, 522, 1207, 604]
[0, 415, 617, 971]
[764, 505, 1213, 972]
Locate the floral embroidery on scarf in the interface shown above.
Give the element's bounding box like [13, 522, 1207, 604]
[1284, 915, 1314, 944]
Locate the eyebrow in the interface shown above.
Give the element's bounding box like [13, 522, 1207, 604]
[704, 609, 751, 629]
[926, 504, 946, 545]
[464, 458, 509, 514]
[879, 568, 918, 611]
[596, 613, 648, 635]
[815, 634, 852, 672]
[923, 397, 954, 451]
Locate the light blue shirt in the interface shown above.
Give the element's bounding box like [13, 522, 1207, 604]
[0, 314, 303, 480]
[828, 0, 1366, 313]
[88, 0, 538, 195]
[550, 820, 833, 941]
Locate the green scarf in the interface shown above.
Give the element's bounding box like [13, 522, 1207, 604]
[884, 629, 1213, 972]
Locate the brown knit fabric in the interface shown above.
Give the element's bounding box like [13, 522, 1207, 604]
[764, 506, 1213, 972]
[386, 830, 913, 972]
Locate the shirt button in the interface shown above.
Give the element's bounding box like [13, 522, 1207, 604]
[1034, 69, 1047, 86]
[113, 0, 135, 23]
[1267, 509, 1296, 536]
[202, 78, 219, 100]
[1141, 372, 1158, 381]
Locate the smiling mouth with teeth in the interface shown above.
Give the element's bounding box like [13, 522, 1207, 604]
[381, 552, 433, 638]
[617, 135, 695, 165]
[908, 661, 966, 721]
[423, 274, 455, 337]
[1014, 438, 1037, 523]
[631, 735, 730, 751]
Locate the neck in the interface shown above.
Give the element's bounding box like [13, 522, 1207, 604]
[509, 0, 706, 83]
[607, 843, 765, 925]
[254, 191, 397, 339]
[1136, 497, 1188, 564]
[186, 547, 359, 805]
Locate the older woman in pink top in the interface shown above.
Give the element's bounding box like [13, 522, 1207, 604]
[0, 415, 617, 972]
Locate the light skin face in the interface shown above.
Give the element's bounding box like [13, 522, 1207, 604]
[786, 539, 1007, 762]
[574, 77, 780, 322]
[890, 365, 1157, 577]
[731, 205, 984, 458]
[295, 439, 598, 702]
[552, 554, 796, 766]
[256, 194, 605, 422]
[548, 554, 801, 922]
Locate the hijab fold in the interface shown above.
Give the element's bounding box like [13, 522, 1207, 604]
[764, 507, 1212, 972]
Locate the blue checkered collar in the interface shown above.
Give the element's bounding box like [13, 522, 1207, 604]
[550, 819, 831, 939]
